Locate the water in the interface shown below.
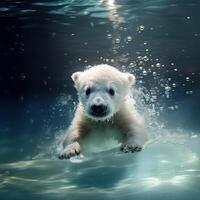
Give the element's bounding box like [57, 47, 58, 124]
[0, 0, 200, 199]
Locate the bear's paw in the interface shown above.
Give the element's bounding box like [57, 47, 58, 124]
[58, 142, 81, 159]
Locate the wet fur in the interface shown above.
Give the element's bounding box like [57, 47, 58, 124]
[59, 65, 148, 159]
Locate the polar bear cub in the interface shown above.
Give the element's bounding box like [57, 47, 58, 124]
[59, 64, 147, 159]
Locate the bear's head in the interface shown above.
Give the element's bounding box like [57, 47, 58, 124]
[71, 64, 135, 121]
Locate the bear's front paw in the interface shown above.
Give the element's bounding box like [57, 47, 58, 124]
[120, 143, 142, 153]
[58, 142, 81, 159]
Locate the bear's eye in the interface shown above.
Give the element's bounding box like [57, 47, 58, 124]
[109, 88, 115, 96]
[85, 88, 91, 96]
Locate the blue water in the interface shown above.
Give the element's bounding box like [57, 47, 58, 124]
[0, 0, 200, 199]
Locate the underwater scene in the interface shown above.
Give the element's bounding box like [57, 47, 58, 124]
[0, 0, 200, 199]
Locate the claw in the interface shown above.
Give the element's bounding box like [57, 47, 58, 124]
[120, 143, 143, 153]
[58, 142, 81, 159]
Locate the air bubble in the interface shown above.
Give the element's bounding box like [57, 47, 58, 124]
[128, 63, 135, 68]
[174, 105, 179, 109]
[110, 59, 114, 63]
[19, 73, 26, 80]
[151, 95, 157, 102]
[90, 22, 94, 27]
[115, 38, 121, 43]
[143, 70, 147, 76]
[127, 36, 133, 42]
[107, 34, 112, 39]
[139, 61, 143, 65]
[186, 77, 190, 81]
[168, 106, 175, 111]
[143, 56, 149, 61]
[156, 63, 161, 68]
[165, 86, 171, 92]
[172, 83, 176, 87]
[139, 25, 145, 31]
[186, 90, 193, 95]
[139, 80, 143, 84]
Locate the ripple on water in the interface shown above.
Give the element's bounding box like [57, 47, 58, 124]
[0, 134, 199, 199]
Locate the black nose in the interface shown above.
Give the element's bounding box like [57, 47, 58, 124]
[91, 104, 107, 116]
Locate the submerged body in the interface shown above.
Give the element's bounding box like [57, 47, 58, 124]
[59, 64, 148, 159]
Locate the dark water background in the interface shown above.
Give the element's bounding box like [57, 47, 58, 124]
[0, 0, 200, 200]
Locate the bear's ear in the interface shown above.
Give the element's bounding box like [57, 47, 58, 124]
[71, 72, 82, 83]
[125, 73, 136, 86]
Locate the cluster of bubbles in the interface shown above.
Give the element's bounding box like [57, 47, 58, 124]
[88, 25, 197, 134]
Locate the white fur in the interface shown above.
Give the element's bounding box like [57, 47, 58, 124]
[59, 64, 147, 159]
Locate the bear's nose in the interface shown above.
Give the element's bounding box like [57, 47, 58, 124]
[91, 104, 107, 116]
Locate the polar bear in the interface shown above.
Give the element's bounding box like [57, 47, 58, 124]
[59, 64, 148, 159]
